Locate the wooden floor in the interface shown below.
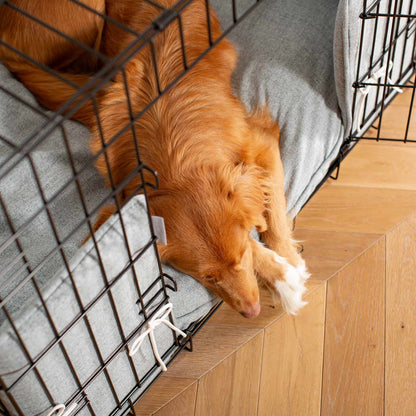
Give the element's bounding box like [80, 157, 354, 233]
[134, 88, 416, 415]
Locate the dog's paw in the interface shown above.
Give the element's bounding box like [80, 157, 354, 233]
[272, 253, 310, 315]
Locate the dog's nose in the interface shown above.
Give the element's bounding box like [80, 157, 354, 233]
[240, 302, 261, 319]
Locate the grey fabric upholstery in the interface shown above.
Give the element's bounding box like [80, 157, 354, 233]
[213, 0, 344, 216]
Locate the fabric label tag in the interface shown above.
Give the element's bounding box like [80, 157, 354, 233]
[151, 216, 167, 245]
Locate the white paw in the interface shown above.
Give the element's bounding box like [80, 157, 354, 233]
[273, 253, 310, 315]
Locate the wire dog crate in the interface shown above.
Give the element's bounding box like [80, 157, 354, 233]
[0, 1, 264, 415]
[0, 0, 415, 415]
[326, 0, 416, 182]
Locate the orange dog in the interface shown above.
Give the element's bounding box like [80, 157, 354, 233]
[0, 0, 309, 318]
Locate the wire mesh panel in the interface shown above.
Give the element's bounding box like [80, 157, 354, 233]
[0, 1, 263, 415]
[350, 0, 416, 142]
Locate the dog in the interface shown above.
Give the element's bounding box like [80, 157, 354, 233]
[0, 0, 310, 318]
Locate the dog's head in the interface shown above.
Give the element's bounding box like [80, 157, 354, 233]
[150, 163, 269, 318]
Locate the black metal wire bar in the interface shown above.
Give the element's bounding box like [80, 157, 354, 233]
[138, 288, 167, 315]
[365, 11, 416, 17]
[204, 0, 214, 46]
[351, 135, 416, 141]
[373, 0, 396, 130]
[388, 0, 405, 79]
[0, 134, 17, 149]
[0, 251, 26, 280]
[364, 0, 383, 15]
[232, 0, 237, 23]
[91, 94, 157, 323]
[404, 78, 416, 141]
[359, 0, 393, 136]
[355, 63, 415, 139]
[362, 1, 382, 129]
[360, 80, 415, 86]
[397, 0, 412, 77]
[150, 40, 162, 95]
[349, 0, 369, 138]
[140, 273, 174, 301]
[177, 14, 189, 70]
[377, 0, 401, 140]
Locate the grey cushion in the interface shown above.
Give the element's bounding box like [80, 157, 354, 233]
[213, 0, 344, 216]
[0, 195, 217, 416]
[0, 63, 109, 321]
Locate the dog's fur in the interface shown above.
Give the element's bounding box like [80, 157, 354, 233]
[0, 0, 310, 318]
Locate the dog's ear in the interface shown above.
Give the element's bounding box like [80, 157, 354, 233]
[229, 164, 269, 232]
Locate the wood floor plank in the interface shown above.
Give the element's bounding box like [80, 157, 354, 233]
[385, 213, 416, 416]
[257, 284, 326, 416]
[154, 383, 198, 416]
[134, 377, 196, 416]
[294, 229, 382, 281]
[164, 325, 262, 379]
[332, 143, 416, 190]
[194, 332, 263, 416]
[321, 239, 385, 416]
[296, 185, 416, 234]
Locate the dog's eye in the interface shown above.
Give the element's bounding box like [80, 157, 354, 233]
[204, 275, 215, 281]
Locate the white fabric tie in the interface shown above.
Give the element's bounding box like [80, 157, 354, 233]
[355, 60, 403, 134]
[46, 402, 78, 416]
[129, 302, 186, 372]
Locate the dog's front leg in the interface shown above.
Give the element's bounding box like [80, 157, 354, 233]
[261, 142, 303, 266]
[250, 238, 309, 315]
[246, 109, 303, 267]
